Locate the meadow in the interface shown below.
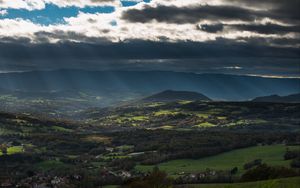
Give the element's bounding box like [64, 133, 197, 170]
[182, 177, 300, 188]
[136, 145, 299, 176]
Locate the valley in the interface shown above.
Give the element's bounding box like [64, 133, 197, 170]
[0, 71, 299, 187]
[1, 0, 299, 186]
[0, 96, 299, 187]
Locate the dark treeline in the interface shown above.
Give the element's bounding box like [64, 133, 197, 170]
[110, 130, 300, 165]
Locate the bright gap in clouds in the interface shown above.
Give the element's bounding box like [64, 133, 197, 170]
[0, 4, 116, 25]
[0, 0, 153, 26]
[121, 0, 151, 7]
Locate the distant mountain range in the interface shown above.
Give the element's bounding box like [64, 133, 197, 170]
[0, 69, 299, 101]
[252, 93, 300, 103]
[143, 90, 211, 102]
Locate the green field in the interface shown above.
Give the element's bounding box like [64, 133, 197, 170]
[183, 177, 300, 188]
[194, 122, 216, 127]
[136, 145, 299, 176]
[154, 110, 180, 116]
[34, 160, 70, 171]
[99, 177, 300, 188]
[0, 146, 24, 156]
[52, 126, 73, 132]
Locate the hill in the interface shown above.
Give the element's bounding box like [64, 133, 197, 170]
[252, 93, 300, 103]
[0, 70, 299, 101]
[78, 101, 300, 131]
[142, 90, 211, 102]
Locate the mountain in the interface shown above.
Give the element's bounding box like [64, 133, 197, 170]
[143, 90, 211, 102]
[252, 93, 300, 103]
[0, 69, 299, 101]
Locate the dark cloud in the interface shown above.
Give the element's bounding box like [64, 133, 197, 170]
[34, 31, 111, 43]
[122, 1, 300, 25]
[229, 23, 300, 34]
[1, 38, 299, 61]
[0, 37, 299, 77]
[227, 0, 299, 7]
[235, 37, 300, 48]
[226, 0, 300, 21]
[228, 0, 300, 22]
[198, 23, 300, 34]
[0, 1, 298, 78]
[198, 24, 224, 33]
[122, 5, 262, 24]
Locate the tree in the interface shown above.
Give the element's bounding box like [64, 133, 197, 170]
[230, 167, 238, 175]
[124, 167, 173, 188]
[0, 144, 8, 155]
[291, 157, 300, 168]
[241, 164, 298, 182]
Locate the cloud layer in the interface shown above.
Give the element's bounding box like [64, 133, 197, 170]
[0, 0, 299, 77]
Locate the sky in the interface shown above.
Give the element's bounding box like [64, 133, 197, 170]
[0, 0, 299, 77]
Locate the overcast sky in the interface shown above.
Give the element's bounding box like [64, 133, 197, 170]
[0, 0, 299, 77]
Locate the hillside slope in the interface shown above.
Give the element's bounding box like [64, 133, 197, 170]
[252, 93, 300, 103]
[143, 90, 211, 102]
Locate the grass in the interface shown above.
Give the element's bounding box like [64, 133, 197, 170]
[113, 115, 149, 124]
[0, 127, 15, 136]
[136, 145, 299, 176]
[183, 177, 300, 188]
[116, 145, 134, 151]
[159, 125, 175, 130]
[154, 110, 179, 116]
[147, 102, 165, 107]
[195, 113, 210, 119]
[146, 125, 175, 130]
[7, 146, 24, 155]
[52, 126, 73, 132]
[194, 122, 216, 128]
[83, 135, 112, 144]
[1, 146, 24, 155]
[226, 119, 268, 127]
[0, 95, 18, 100]
[130, 116, 149, 121]
[35, 160, 70, 171]
[217, 116, 227, 120]
[178, 100, 193, 105]
[101, 153, 130, 160]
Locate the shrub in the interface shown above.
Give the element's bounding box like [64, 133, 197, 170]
[291, 157, 300, 168]
[230, 167, 238, 175]
[241, 164, 298, 182]
[123, 167, 173, 188]
[284, 149, 300, 160]
[243, 159, 262, 170]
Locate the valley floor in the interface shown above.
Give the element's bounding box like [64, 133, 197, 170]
[179, 177, 300, 188]
[136, 145, 298, 176]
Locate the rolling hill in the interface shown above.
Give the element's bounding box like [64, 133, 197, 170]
[252, 93, 300, 103]
[142, 90, 211, 102]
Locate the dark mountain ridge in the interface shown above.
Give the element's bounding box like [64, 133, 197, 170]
[0, 69, 299, 101]
[143, 90, 211, 102]
[252, 93, 300, 103]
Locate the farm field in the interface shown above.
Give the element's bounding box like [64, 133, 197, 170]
[181, 177, 300, 188]
[136, 145, 299, 176]
[0, 146, 24, 156]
